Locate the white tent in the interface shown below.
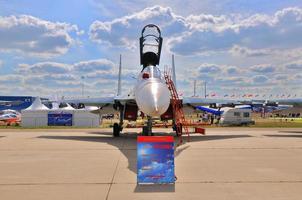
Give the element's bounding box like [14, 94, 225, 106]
[21, 98, 100, 127]
[61, 103, 75, 110]
[52, 103, 99, 127]
[25, 97, 49, 110]
[21, 97, 49, 127]
[72, 109, 100, 127]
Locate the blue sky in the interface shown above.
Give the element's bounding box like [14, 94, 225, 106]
[0, 0, 302, 98]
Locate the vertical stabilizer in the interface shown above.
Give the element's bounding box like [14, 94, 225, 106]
[117, 54, 122, 96]
[172, 54, 177, 90]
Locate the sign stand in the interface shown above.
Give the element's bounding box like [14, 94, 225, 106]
[137, 136, 175, 184]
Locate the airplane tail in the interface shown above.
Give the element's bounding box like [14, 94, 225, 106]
[117, 54, 122, 96]
[171, 54, 177, 90]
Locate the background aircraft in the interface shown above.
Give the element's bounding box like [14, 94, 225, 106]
[0, 109, 21, 125]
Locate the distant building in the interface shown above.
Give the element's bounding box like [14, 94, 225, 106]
[0, 96, 47, 111]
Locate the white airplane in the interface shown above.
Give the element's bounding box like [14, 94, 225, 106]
[0, 109, 21, 125]
[66, 24, 239, 136]
[0, 100, 23, 106]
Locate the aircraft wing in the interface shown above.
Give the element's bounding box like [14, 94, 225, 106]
[180, 97, 240, 115]
[239, 98, 302, 107]
[65, 96, 136, 106]
[274, 98, 302, 106]
[182, 97, 240, 105]
[64, 96, 136, 115]
[65, 97, 115, 107]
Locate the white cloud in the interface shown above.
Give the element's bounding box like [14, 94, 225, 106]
[215, 77, 247, 86]
[229, 45, 302, 59]
[17, 59, 115, 75]
[284, 60, 302, 70]
[294, 74, 302, 79]
[229, 45, 272, 57]
[17, 62, 71, 74]
[0, 15, 82, 57]
[252, 75, 269, 83]
[198, 63, 221, 73]
[170, 7, 302, 55]
[250, 64, 275, 73]
[24, 74, 78, 88]
[73, 59, 114, 73]
[11, 58, 135, 97]
[89, 5, 187, 48]
[0, 74, 23, 85]
[225, 66, 240, 74]
[274, 74, 288, 81]
[89, 6, 302, 59]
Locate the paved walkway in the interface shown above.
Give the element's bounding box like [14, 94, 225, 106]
[0, 128, 302, 199]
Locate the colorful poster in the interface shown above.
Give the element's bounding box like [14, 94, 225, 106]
[48, 112, 72, 126]
[137, 136, 175, 184]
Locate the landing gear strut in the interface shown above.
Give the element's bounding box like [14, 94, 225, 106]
[142, 116, 153, 136]
[113, 107, 124, 137]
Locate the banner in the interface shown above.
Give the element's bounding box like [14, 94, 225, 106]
[137, 136, 174, 184]
[48, 112, 72, 126]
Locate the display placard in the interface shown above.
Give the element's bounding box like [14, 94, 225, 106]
[137, 136, 174, 184]
[48, 112, 72, 126]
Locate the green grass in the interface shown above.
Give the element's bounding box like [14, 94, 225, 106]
[250, 117, 302, 128]
[1, 118, 302, 129]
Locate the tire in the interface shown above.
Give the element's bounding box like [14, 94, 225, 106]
[113, 123, 120, 137]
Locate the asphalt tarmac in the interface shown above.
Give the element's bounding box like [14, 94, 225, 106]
[0, 128, 301, 200]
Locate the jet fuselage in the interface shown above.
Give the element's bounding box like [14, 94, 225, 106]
[134, 65, 170, 117]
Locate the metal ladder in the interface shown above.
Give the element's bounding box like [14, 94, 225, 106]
[164, 67, 190, 144]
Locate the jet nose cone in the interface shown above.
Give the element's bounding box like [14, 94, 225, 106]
[135, 81, 170, 117]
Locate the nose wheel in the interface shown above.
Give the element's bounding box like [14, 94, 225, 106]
[113, 123, 121, 137]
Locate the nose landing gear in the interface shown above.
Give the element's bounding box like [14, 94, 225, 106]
[113, 105, 124, 137]
[142, 116, 154, 136]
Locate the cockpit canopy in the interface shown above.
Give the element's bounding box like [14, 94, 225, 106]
[139, 65, 162, 80]
[140, 24, 163, 69]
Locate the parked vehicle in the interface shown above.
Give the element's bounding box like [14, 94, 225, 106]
[220, 107, 254, 126]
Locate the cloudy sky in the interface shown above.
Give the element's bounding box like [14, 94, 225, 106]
[0, 0, 302, 98]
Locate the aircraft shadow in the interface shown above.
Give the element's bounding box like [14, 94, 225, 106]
[37, 132, 251, 193]
[37, 133, 251, 174]
[278, 131, 302, 134]
[264, 134, 302, 138]
[134, 184, 175, 193]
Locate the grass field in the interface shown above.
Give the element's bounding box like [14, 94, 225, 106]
[1, 117, 302, 129]
[251, 117, 302, 128]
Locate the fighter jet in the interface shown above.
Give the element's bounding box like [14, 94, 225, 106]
[66, 24, 238, 136]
